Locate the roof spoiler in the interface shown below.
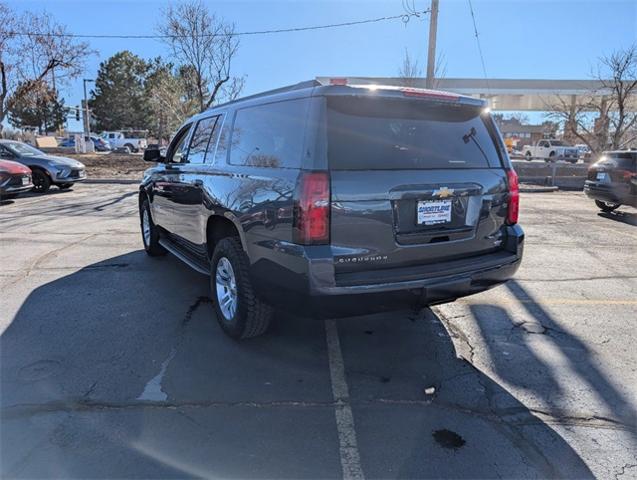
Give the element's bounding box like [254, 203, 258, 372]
[315, 77, 486, 107]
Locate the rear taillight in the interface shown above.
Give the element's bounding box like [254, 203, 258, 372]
[506, 169, 519, 225]
[294, 172, 330, 245]
[618, 169, 637, 181]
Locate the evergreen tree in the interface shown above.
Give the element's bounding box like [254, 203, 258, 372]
[89, 51, 150, 131]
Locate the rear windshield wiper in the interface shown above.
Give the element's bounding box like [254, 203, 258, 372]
[462, 127, 489, 163]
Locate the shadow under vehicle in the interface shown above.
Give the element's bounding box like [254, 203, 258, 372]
[1, 251, 593, 479]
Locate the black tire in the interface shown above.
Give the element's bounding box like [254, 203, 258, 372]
[31, 169, 51, 193]
[525, 152, 532, 161]
[211, 237, 272, 339]
[124, 143, 135, 153]
[58, 183, 74, 189]
[595, 200, 620, 212]
[140, 198, 167, 256]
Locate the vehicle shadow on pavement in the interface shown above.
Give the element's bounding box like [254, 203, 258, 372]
[597, 210, 637, 226]
[471, 280, 637, 444]
[337, 308, 594, 479]
[1, 252, 593, 478]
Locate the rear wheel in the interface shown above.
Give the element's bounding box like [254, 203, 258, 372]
[140, 198, 166, 256]
[124, 143, 136, 153]
[525, 152, 532, 161]
[211, 237, 272, 339]
[595, 200, 620, 212]
[31, 169, 51, 193]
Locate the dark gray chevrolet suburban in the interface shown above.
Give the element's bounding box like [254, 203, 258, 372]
[139, 79, 524, 339]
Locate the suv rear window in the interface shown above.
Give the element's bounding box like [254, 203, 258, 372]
[229, 98, 310, 169]
[326, 97, 500, 170]
[602, 152, 637, 170]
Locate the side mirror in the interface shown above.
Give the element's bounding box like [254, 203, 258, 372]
[144, 148, 164, 163]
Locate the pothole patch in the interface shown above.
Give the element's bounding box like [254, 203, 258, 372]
[432, 429, 466, 450]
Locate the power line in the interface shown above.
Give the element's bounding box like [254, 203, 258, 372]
[467, 0, 491, 94]
[6, 10, 430, 40]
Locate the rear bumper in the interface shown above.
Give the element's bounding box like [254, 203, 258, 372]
[251, 224, 524, 316]
[584, 181, 632, 204]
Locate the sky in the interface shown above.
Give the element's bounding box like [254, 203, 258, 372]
[7, 0, 637, 131]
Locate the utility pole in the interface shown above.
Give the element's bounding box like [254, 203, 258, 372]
[425, 0, 439, 89]
[82, 79, 94, 137]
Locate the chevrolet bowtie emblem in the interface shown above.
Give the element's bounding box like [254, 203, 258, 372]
[433, 187, 454, 198]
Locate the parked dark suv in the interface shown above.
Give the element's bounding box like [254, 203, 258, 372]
[585, 151, 637, 212]
[139, 79, 524, 339]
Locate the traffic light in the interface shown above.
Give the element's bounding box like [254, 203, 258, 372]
[75, 106, 80, 122]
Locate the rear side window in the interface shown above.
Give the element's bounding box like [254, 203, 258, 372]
[187, 115, 219, 164]
[229, 98, 310, 168]
[327, 97, 500, 170]
[603, 152, 637, 170]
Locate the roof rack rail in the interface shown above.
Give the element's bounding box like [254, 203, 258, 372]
[208, 79, 320, 110]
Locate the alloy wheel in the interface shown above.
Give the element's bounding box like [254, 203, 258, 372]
[215, 257, 238, 321]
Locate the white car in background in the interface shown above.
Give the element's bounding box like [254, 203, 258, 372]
[523, 139, 580, 163]
[100, 131, 148, 153]
[575, 144, 592, 161]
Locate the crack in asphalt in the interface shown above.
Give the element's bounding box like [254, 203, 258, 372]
[432, 306, 476, 365]
[615, 463, 637, 479]
[2, 233, 97, 288]
[3, 397, 633, 431]
[432, 306, 564, 478]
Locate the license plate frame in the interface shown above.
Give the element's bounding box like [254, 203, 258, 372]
[21, 176, 29, 185]
[596, 172, 607, 181]
[417, 199, 452, 226]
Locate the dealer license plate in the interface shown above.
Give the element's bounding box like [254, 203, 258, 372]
[417, 200, 452, 225]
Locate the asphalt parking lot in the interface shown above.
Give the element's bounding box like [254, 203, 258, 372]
[1, 184, 636, 479]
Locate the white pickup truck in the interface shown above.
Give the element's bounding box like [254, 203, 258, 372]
[523, 139, 580, 163]
[100, 131, 148, 153]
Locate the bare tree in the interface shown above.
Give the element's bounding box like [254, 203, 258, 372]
[398, 49, 446, 88]
[0, 2, 16, 131]
[145, 62, 199, 141]
[599, 45, 637, 148]
[16, 11, 92, 88]
[0, 3, 92, 131]
[546, 45, 637, 153]
[158, 0, 244, 112]
[398, 49, 421, 87]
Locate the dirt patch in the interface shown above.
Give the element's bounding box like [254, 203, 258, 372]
[41, 149, 147, 180]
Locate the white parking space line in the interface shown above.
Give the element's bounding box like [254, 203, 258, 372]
[325, 319, 365, 480]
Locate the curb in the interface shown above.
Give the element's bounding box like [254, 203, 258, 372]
[84, 179, 139, 185]
[519, 186, 559, 193]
